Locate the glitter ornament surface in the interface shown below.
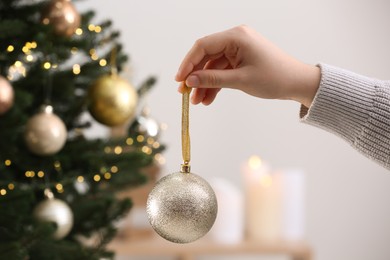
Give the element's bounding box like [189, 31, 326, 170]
[147, 171, 218, 243]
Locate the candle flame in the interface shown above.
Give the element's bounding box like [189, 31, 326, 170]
[248, 155, 262, 170]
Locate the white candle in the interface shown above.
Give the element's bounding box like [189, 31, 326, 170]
[208, 178, 244, 244]
[279, 169, 306, 241]
[242, 156, 282, 242]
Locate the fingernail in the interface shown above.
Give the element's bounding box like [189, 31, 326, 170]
[186, 75, 200, 87]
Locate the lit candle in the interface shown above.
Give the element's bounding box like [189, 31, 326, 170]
[242, 155, 282, 242]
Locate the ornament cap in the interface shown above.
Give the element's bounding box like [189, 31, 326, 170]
[180, 162, 191, 173]
[44, 188, 54, 199]
[40, 104, 53, 114]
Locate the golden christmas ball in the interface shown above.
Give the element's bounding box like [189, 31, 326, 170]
[146, 172, 218, 243]
[24, 105, 67, 156]
[41, 0, 81, 37]
[88, 74, 138, 126]
[0, 76, 14, 115]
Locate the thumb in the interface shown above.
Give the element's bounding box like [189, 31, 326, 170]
[186, 69, 239, 89]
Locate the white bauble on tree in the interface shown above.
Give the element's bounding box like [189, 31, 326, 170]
[24, 105, 67, 156]
[0, 75, 14, 115]
[33, 189, 74, 240]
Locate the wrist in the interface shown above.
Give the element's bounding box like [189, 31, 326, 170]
[293, 63, 321, 107]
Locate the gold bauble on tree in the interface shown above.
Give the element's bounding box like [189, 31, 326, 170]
[88, 73, 138, 126]
[41, 0, 81, 37]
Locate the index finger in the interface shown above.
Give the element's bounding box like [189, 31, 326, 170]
[175, 29, 233, 82]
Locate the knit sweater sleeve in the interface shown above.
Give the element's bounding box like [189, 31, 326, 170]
[300, 63, 390, 170]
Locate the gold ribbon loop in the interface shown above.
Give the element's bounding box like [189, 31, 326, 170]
[181, 83, 192, 173]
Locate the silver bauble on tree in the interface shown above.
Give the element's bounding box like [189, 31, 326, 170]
[137, 107, 160, 138]
[33, 189, 74, 240]
[24, 105, 67, 156]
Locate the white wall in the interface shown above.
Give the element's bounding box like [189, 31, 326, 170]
[78, 1, 390, 260]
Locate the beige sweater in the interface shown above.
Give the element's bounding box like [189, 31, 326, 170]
[300, 64, 390, 170]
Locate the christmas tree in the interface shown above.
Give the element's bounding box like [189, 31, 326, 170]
[0, 0, 164, 259]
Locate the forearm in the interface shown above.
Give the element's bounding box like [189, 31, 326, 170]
[300, 63, 390, 169]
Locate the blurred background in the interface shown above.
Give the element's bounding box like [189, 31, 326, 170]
[78, 0, 390, 260]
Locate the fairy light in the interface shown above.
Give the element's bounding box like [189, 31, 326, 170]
[94, 26, 102, 33]
[75, 28, 83, 35]
[137, 135, 145, 143]
[110, 166, 118, 173]
[114, 146, 122, 155]
[30, 41, 37, 48]
[104, 146, 111, 153]
[99, 59, 107, 66]
[25, 171, 35, 178]
[54, 161, 61, 171]
[52, 64, 58, 69]
[89, 49, 96, 56]
[43, 62, 51, 70]
[88, 24, 96, 31]
[71, 47, 78, 54]
[4, 159, 11, 166]
[15, 61, 23, 67]
[8, 183, 14, 190]
[147, 137, 155, 145]
[104, 172, 111, 180]
[93, 174, 101, 182]
[7, 45, 14, 52]
[22, 46, 29, 54]
[42, 18, 49, 25]
[77, 176, 84, 182]
[154, 153, 166, 165]
[8, 61, 27, 80]
[146, 147, 152, 155]
[26, 55, 34, 62]
[91, 53, 99, 61]
[73, 64, 81, 75]
[37, 171, 45, 178]
[126, 138, 134, 145]
[152, 142, 160, 149]
[0, 189, 6, 196]
[55, 183, 63, 191]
